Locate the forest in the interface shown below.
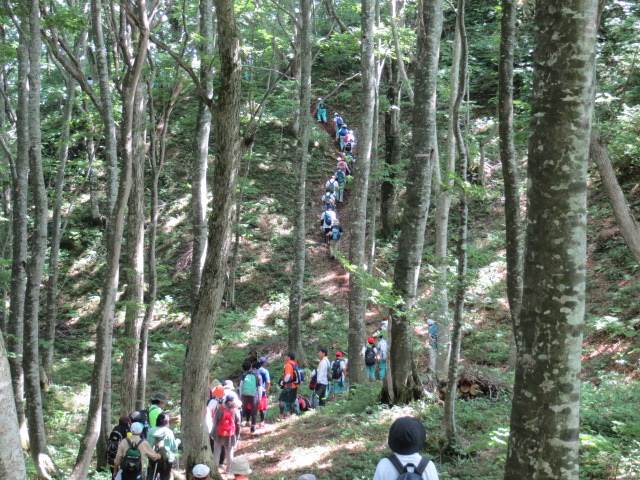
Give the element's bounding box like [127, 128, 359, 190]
[0, 0, 639, 479]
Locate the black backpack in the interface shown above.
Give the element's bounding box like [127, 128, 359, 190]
[122, 438, 143, 474]
[106, 429, 123, 466]
[387, 454, 430, 479]
[331, 360, 343, 380]
[365, 347, 376, 366]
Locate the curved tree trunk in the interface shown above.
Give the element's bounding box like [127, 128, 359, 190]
[386, 0, 443, 404]
[503, 1, 598, 478]
[288, 0, 312, 358]
[180, 0, 241, 475]
[347, 0, 377, 386]
[0, 335, 26, 479]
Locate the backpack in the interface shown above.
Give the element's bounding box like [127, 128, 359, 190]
[336, 170, 346, 184]
[331, 360, 343, 380]
[332, 227, 342, 241]
[122, 438, 143, 474]
[293, 364, 305, 384]
[241, 371, 258, 397]
[387, 454, 430, 480]
[339, 127, 348, 137]
[323, 211, 332, 227]
[365, 347, 376, 366]
[309, 371, 317, 390]
[215, 406, 236, 437]
[106, 429, 123, 466]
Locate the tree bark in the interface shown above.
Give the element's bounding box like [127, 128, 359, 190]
[191, 0, 215, 301]
[443, 0, 468, 449]
[498, 0, 523, 352]
[180, 0, 241, 474]
[503, 1, 598, 478]
[434, 20, 461, 383]
[7, 32, 29, 440]
[69, 2, 150, 477]
[347, 0, 377, 386]
[43, 76, 76, 379]
[386, 0, 442, 404]
[287, 0, 312, 358]
[121, 81, 146, 414]
[0, 334, 26, 479]
[591, 130, 640, 262]
[380, 60, 401, 238]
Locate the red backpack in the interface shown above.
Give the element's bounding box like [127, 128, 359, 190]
[216, 406, 236, 437]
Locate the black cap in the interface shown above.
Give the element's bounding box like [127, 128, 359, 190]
[388, 417, 426, 455]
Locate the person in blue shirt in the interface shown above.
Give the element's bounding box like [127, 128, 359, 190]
[256, 357, 271, 428]
[333, 112, 344, 136]
[316, 98, 328, 123]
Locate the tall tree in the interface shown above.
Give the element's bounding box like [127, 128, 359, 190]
[191, 0, 215, 300]
[69, 2, 151, 477]
[443, 0, 468, 449]
[288, 0, 312, 357]
[180, 0, 241, 473]
[503, 1, 598, 478]
[23, 1, 58, 476]
[386, 0, 443, 403]
[0, 334, 26, 479]
[498, 0, 523, 350]
[380, 59, 401, 238]
[347, 0, 377, 385]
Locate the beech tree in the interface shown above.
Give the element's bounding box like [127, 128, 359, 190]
[0, 335, 26, 479]
[504, 1, 598, 478]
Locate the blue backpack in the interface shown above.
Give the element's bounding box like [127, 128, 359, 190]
[323, 211, 332, 227]
[336, 170, 346, 184]
[332, 226, 342, 241]
[339, 126, 348, 137]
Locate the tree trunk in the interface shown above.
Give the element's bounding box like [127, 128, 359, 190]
[7, 33, 29, 440]
[181, 0, 241, 474]
[591, 130, 640, 262]
[347, 0, 377, 386]
[386, 0, 442, 404]
[121, 82, 146, 414]
[288, 0, 312, 358]
[434, 20, 461, 383]
[23, 2, 58, 476]
[503, 1, 598, 478]
[498, 0, 523, 353]
[443, 0, 468, 449]
[365, 87, 380, 272]
[69, 2, 150, 477]
[43, 77, 76, 379]
[191, 0, 215, 301]
[380, 60, 401, 239]
[0, 334, 26, 479]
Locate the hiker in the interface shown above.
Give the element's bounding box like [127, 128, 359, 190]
[107, 415, 131, 478]
[147, 413, 180, 480]
[333, 112, 344, 135]
[192, 464, 211, 479]
[239, 359, 262, 433]
[427, 319, 438, 350]
[336, 156, 351, 176]
[114, 422, 161, 480]
[278, 352, 300, 418]
[212, 395, 241, 471]
[148, 393, 167, 429]
[320, 209, 337, 244]
[330, 351, 348, 399]
[228, 456, 252, 479]
[325, 175, 339, 194]
[328, 221, 344, 259]
[377, 333, 388, 380]
[335, 169, 347, 203]
[315, 347, 331, 407]
[256, 357, 271, 428]
[224, 379, 243, 408]
[364, 337, 378, 381]
[322, 189, 336, 210]
[373, 416, 439, 480]
[296, 393, 313, 413]
[337, 123, 349, 151]
[344, 129, 356, 154]
[206, 384, 226, 456]
[316, 98, 328, 124]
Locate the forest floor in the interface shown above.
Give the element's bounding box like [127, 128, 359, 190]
[40, 116, 640, 480]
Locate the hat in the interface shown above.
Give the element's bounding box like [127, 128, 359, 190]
[388, 417, 426, 455]
[427, 319, 435, 326]
[298, 475, 318, 480]
[152, 427, 168, 439]
[192, 464, 210, 478]
[131, 422, 144, 435]
[151, 392, 167, 402]
[335, 351, 343, 357]
[228, 456, 252, 475]
[224, 380, 234, 390]
[211, 385, 225, 399]
[367, 337, 375, 344]
[259, 356, 268, 365]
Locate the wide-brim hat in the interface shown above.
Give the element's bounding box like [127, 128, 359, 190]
[228, 456, 252, 475]
[192, 463, 210, 478]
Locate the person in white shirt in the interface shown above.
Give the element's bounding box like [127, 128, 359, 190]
[373, 417, 439, 480]
[315, 347, 331, 406]
[377, 334, 388, 380]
